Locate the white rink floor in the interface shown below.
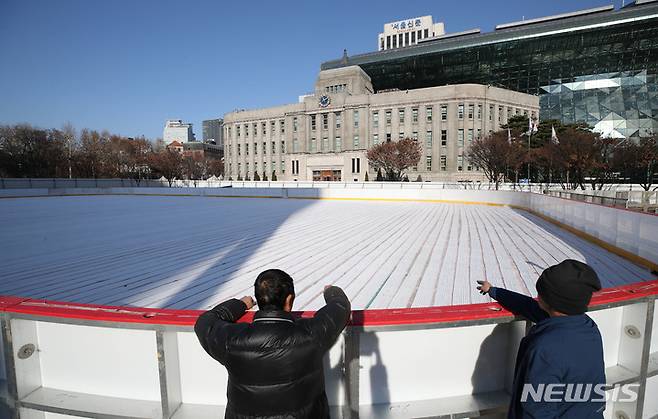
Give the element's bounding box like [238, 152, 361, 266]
[0, 195, 654, 311]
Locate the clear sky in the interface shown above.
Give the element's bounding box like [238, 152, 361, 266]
[0, 0, 616, 140]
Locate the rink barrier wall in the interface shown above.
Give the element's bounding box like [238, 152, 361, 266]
[1, 187, 658, 418]
[1, 282, 657, 419]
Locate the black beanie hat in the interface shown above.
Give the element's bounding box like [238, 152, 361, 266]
[536, 259, 601, 315]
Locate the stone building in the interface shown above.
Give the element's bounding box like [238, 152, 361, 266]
[223, 66, 538, 182]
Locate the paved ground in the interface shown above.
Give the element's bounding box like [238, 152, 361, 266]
[0, 195, 653, 310]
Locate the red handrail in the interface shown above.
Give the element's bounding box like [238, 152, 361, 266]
[1, 279, 657, 327]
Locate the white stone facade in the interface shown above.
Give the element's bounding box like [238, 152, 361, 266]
[378, 15, 445, 51]
[163, 119, 194, 144]
[223, 66, 539, 182]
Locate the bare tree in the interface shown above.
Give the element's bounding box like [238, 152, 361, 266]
[612, 136, 658, 191]
[467, 131, 513, 190]
[149, 149, 183, 187]
[366, 138, 421, 181]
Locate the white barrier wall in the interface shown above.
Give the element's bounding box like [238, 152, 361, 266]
[1, 291, 656, 419]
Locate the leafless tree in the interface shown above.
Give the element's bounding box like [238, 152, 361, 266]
[366, 138, 422, 181]
[149, 149, 183, 187]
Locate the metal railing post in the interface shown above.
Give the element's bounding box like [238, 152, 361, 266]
[634, 298, 655, 419]
[1, 316, 19, 419]
[342, 327, 360, 419]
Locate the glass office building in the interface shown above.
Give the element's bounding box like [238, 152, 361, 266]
[322, 2, 658, 138]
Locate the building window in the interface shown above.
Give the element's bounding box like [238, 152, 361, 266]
[353, 110, 360, 128]
[351, 158, 361, 174]
[457, 155, 463, 171]
[498, 106, 503, 122]
[385, 110, 392, 125]
[412, 107, 418, 123]
[262, 142, 267, 154]
[477, 129, 481, 139]
[280, 120, 285, 134]
[281, 140, 286, 153]
[398, 108, 405, 124]
[335, 112, 342, 129]
[237, 144, 241, 155]
[292, 160, 299, 175]
[310, 138, 316, 152]
[468, 129, 473, 144]
[412, 130, 418, 141]
[392, 34, 397, 48]
[468, 104, 474, 119]
[477, 104, 482, 120]
[373, 133, 379, 144]
[272, 141, 276, 154]
[404, 32, 409, 46]
[253, 123, 258, 136]
[262, 122, 266, 135]
[322, 137, 329, 151]
[271, 121, 275, 134]
[311, 115, 316, 131]
[386, 35, 391, 49]
[293, 138, 299, 152]
[254, 142, 258, 154]
[238, 162, 241, 175]
[246, 143, 249, 156]
[322, 114, 328, 130]
[426, 106, 433, 122]
[386, 133, 391, 142]
[458, 129, 464, 147]
[426, 130, 432, 147]
[380, 38, 384, 50]
[489, 106, 494, 121]
[424, 28, 429, 37]
[335, 136, 342, 151]
[373, 111, 379, 128]
[508, 108, 512, 120]
[440, 105, 447, 121]
[399, 131, 404, 139]
[411, 31, 416, 43]
[441, 130, 447, 146]
[458, 104, 464, 119]
[281, 160, 285, 174]
[426, 156, 432, 171]
[440, 156, 447, 171]
[353, 135, 360, 148]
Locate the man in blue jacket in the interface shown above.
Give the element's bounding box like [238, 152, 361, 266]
[477, 259, 605, 418]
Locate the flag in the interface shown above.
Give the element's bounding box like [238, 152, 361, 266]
[507, 128, 512, 144]
[528, 117, 538, 135]
[551, 125, 559, 145]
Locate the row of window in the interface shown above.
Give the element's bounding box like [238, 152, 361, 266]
[382, 29, 430, 50]
[228, 105, 535, 141]
[229, 127, 489, 159]
[231, 160, 287, 176]
[230, 155, 475, 177]
[325, 84, 347, 94]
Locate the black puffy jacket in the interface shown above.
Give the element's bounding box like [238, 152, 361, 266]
[194, 286, 351, 419]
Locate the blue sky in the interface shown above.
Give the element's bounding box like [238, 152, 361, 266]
[0, 0, 616, 140]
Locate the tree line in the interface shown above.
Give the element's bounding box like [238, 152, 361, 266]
[366, 115, 657, 190]
[468, 115, 658, 190]
[0, 123, 224, 185]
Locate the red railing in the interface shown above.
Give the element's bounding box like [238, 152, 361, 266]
[2, 279, 657, 327]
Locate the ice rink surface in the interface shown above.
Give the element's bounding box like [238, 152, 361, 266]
[0, 195, 653, 311]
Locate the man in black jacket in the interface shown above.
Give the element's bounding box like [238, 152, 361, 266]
[195, 269, 351, 419]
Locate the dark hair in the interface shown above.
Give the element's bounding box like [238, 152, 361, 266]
[254, 269, 295, 310]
